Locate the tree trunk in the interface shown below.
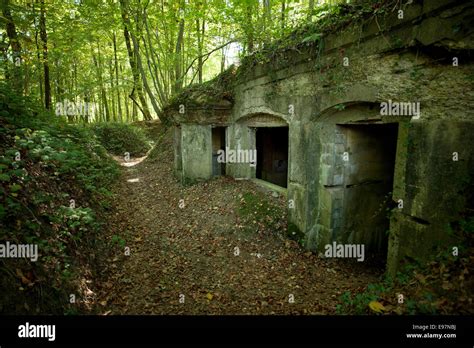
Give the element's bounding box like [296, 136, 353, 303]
[130, 28, 160, 119]
[119, 0, 152, 120]
[174, 14, 185, 94]
[245, 3, 254, 53]
[281, 0, 286, 30]
[263, 0, 271, 32]
[109, 58, 116, 121]
[113, 33, 123, 122]
[39, 0, 51, 109]
[196, 17, 205, 84]
[97, 42, 110, 121]
[2, 0, 22, 91]
[308, 0, 315, 21]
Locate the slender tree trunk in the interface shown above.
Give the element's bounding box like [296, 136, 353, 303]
[113, 33, 123, 122]
[119, 0, 151, 120]
[174, 14, 185, 93]
[281, 0, 286, 30]
[120, 63, 130, 121]
[130, 33, 159, 119]
[127, 6, 160, 119]
[2, 0, 22, 91]
[263, 0, 271, 32]
[196, 17, 205, 84]
[143, 12, 167, 107]
[33, 25, 44, 103]
[96, 42, 110, 121]
[109, 58, 116, 121]
[39, 0, 51, 109]
[308, 0, 315, 21]
[132, 101, 137, 121]
[220, 48, 225, 73]
[245, 3, 254, 53]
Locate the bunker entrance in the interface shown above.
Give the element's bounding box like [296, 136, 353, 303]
[338, 123, 398, 260]
[256, 127, 288, 188]
[212, 127, 226, 176]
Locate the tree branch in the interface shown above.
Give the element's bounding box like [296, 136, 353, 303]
[182, 40, 237, 82]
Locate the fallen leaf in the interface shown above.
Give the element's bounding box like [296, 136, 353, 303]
[369, 300, 386, 314]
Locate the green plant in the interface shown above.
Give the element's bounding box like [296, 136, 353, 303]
[237, 191, 286, 236]
[337, 215, 474, 315]
[90, 122, 151, 157]
[0, 82, 119, 314]
[111, 234, 126, 248]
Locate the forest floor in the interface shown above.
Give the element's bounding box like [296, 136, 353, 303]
[95, 128, 382, 315]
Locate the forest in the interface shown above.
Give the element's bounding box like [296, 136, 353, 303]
[0, 0, 473, 340]
[1, 0, 324, 121]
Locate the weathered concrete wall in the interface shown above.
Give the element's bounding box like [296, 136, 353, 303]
[174, 126, 182, 178]
[180, 124, 213, 183]
[173, 0, 474, 274]
[387, 120, 474, 274]
[230, 0, 474, 274]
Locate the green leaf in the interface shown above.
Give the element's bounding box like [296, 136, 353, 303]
[0, 173, 11, 182]
[10, 184, 22, 192]
[302, 33, 321, 43]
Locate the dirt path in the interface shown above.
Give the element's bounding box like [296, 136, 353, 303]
[96, 133, 381, 315]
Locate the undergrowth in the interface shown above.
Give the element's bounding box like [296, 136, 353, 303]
[0, 83, 120, 314]
[237, 191, 287, 238]
[336, 217, 474, 315]
[90, 122, 151, 157]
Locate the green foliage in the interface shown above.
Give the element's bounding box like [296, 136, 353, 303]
[287, 222, 305, 246]
[237, 0, 389, 78]
[146, 125, 170, 161]
[336, 216, 474, 315]
[162, 65, 236, 124]
[0, 82, 119, 314]
[90, 122, 151, 157]
[111, 234, 126, 248]
[302, 33, 322, 44]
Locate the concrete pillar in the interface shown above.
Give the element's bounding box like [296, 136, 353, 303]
[181, 124, 212, 183]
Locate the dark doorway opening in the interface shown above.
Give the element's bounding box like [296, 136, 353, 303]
[338, 123, 398, 260]
[212, 127, 226, 176]
[256, 127, 288, 188]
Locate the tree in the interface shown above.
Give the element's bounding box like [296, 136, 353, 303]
[39, 0, 51, 109]
[120, 0, 152, 120]
[2, 0, 22, 91]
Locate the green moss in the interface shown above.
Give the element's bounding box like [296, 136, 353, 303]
[162, 66, 236, 117]
[287, 221, 305, 245]
[237, 191, 286, 236]
[236, 0, 398, 81]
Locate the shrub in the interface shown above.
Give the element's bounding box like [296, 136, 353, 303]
[90, 122, 150, 157]
[0, 82, 119, 314]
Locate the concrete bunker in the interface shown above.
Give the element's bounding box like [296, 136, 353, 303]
[166, 0, 474, 275]
[256, 126, 289, 188]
